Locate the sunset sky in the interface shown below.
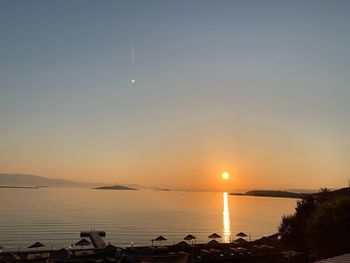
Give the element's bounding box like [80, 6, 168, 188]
[1, 0, 349, 191]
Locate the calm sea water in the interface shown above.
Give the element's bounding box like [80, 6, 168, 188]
[0, 188, 297, 251]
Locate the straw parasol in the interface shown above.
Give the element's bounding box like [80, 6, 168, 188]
[154, 236, 167, 246]
[28, 242, 45, 254]
[236, 232, 248, 238]
[75, 239, 91, 250]
[184, 234, 197, 261]
[208, 233, 221, 239]
[184, 234, 196, 244]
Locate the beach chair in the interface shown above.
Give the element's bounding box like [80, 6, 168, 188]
[74, 250, 82, 256]
[41, 252, 50, 259]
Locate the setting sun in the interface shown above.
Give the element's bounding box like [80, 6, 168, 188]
[222, 172, 230, 180]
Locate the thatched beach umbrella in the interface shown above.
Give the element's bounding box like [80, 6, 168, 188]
[154, 236, 167, 246]
[28, 242, 45, 254]
[208, 233, 221, 240]
[184, 234, 196, 244]
[75, 239, 91, 250]
[184, 234, 196, 240]
[236, 232, 248, 238]
[184, 234, 197, 260]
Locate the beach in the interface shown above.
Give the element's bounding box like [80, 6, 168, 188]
[0, 230, 308, 263]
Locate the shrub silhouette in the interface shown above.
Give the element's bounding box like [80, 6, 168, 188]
[279, 187, 350, 259]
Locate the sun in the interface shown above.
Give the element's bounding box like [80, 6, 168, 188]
[222, 172, 230, 180]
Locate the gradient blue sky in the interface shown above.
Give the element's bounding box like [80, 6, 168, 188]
[1, 0, 349, 190]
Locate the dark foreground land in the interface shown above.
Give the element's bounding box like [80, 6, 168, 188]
[0, 233, 308, 263]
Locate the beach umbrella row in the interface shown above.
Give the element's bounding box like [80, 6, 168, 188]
[26, 238, 92, 253]
[151, 232, 247, 245]
[22, 232, 249, 253]
[152, 234, 197, 247]
[151, 232, 246, 246]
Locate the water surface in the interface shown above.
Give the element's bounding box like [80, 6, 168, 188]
[0, 188, 297, 251]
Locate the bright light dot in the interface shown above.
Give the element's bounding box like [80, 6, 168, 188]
[222, 172, 230, 180]
[131, 79, 135, 84]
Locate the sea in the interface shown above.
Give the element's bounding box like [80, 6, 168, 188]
[0, 188, 297, 251]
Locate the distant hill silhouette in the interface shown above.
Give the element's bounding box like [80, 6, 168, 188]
[0, 173, 100, 188]
[231, 190, 308, 199]
[0, 173, 162, 190]
[94, 185, 137, 190]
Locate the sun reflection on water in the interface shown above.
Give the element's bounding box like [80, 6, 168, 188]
[223, 192, 231, 242]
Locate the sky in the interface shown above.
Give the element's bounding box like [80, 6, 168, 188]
[1, 0, 350, 191]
